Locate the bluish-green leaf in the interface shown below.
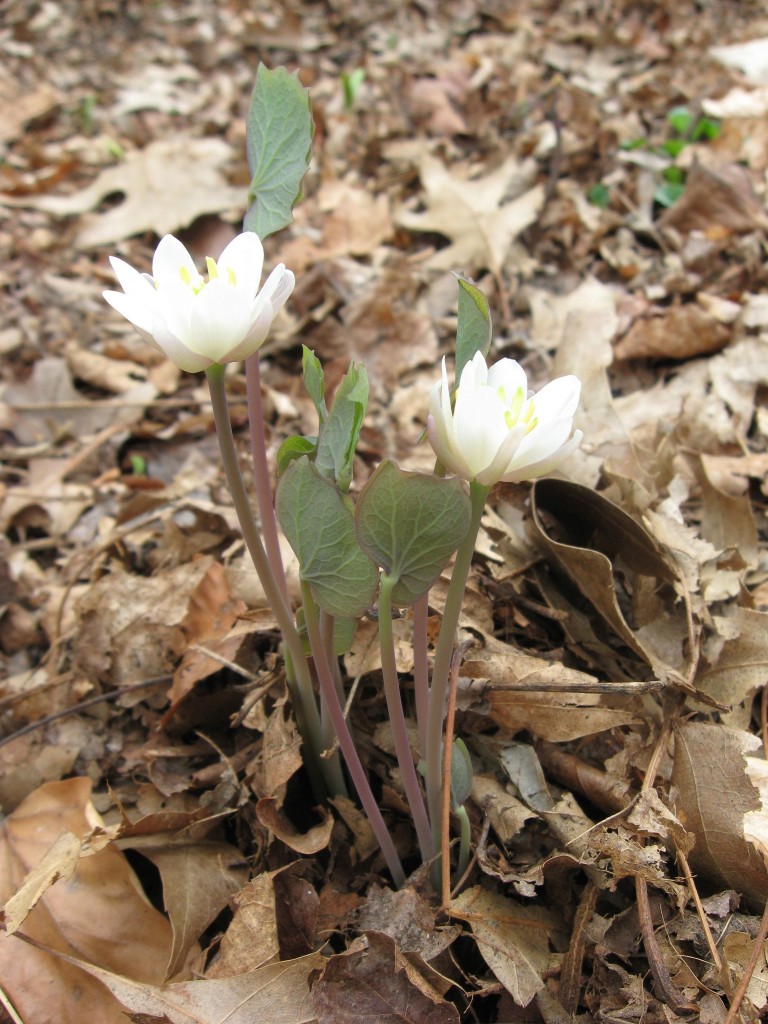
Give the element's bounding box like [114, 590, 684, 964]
[315, 363, 369, 493]
[244, 64, 314, 239]
[450, 738, 474, 807]
[276, 434, 317, 475]
[302, 346, 327, 425]
[276, 456, 378, 617]
[355, 460, 471, 606]
[454, 274, 492, 385]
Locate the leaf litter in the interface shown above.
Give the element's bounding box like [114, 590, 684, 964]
[3, 0, 768, 1021]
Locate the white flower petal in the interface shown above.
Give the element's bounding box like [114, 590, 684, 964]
[487, 358, 527, 396]
[187, 279, 253, 362]
[453, 384, 509, 478]
[152, 235, 198, 285]
[426, 352, 582, 485]
[149, 319, 213, 372]
[218, 231, 264, 295]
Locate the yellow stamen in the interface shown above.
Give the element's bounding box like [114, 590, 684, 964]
[523, 401, 536, 424]
[179, 265, 192, 285]
[525, 416, 538, 435]
[507, 386, 525, 424]
[205, 256, 219, 280]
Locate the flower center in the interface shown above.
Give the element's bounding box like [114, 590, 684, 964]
[177, 258, 237, 295]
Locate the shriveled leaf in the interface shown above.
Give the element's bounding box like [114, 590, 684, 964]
[355, 886, 461, 964]
[450, 887, 556, 1007]
[614, 305, 730, 361]
[465, 637, 641, 741]
[314, 363, 368, 492]
[697, 606, 768, 707]
[355, 461, 470, 605]
[245, 64, 313, 239]
[276, 457, 378, 617]
[311, 931, 459, 1024]
[454, 274, 492, 384]
[672, 722, 768, 904]
[207, 874, 279, 979]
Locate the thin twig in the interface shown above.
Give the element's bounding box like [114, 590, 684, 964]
[677, 847, 733, 1000]
[0, 674, 172, 750]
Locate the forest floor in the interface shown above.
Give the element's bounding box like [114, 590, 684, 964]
[3, 1, 768, 1021]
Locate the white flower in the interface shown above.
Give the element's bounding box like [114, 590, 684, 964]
[103, 233, 295, 372]
[427, 352, 582, 486]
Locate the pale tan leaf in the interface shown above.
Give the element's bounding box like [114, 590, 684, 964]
[396, 152, 543, 271]
[672, 722, 768, 903]
[450, 887, 555, 1007]
[16, 138, 244, 247]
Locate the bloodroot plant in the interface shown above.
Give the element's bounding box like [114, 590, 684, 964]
[103, 65, 582, 892]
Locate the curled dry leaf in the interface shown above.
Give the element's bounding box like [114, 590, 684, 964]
[16, 137, 245, 247]
[658, 159, 768, 235]
[255, 798, 334, 855]
[530, 479, 696, 692]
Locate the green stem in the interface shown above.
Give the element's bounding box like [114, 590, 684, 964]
[425, 481, 488, 873]
[301, 580, 406, 887]
[412, 593, 430, 757]
[206, 365, 340, 797]
[455, 804, 472, 884]
[379, 575, 434, 864]
[244, 354, 290, 607]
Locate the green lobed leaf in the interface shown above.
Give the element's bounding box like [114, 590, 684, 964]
[314, 363, 369, 493]
[355, 460, 471, 606]
[276, 434, 317, 476]
[302, 346, 327, 425]
[244, 64, 314, 239]
[454, 274, 492, 386]
[276, 456, 378, 617]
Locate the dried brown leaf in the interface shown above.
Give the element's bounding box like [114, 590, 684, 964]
[311, 931, 459, 1024]
[255, 799, 333, 855]
[450, 887, 555, 1007]
[397, 152, 544, 271]
[22, 138, 244, 247]
[672, 722, 768, 904]
[20, 940, 325, 1024]
[0, 778, 173, 1024]
[614, 305, 730, 361]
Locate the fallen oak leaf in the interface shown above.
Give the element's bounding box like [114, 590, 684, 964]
[396, 152, 544, 272]
[5, 138, 244, 247]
